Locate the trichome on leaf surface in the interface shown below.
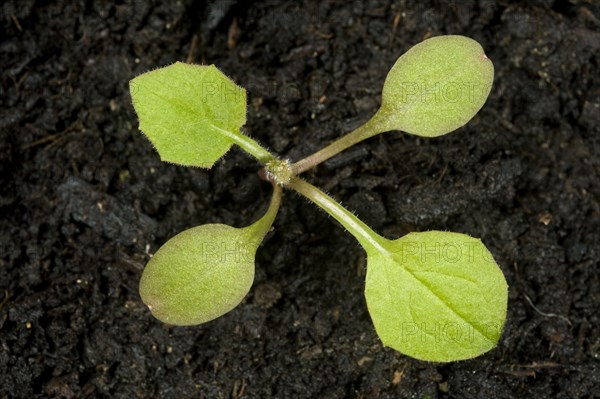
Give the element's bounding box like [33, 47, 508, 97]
[129, 35, 508, 362]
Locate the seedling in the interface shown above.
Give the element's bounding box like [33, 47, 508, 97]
[129, 35, 508, 362]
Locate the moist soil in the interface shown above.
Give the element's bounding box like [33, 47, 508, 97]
[1, 1, 599, 398]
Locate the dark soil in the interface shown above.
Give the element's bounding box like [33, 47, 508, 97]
[1, 1, 599, 398]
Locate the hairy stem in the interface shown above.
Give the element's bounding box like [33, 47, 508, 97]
[291, 112, 390, 174]
[287, 177, 387, 254]
[210, 124, 275, 164]
[251, 183, 282, 241]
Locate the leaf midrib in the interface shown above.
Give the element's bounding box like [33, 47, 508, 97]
[378, 250, 491, 341]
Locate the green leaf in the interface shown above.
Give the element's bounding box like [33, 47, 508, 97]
[139, 186, 281, 325]
[365, 231, 507, 362]
[374, 35, 494, 137]
[130, 62, 248, 168]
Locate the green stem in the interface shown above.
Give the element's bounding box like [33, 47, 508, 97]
[253, 184, 282, 238]
[291, 112, 390, 174]
[210, 124, 275, 164]
[287, 177, 388, 254]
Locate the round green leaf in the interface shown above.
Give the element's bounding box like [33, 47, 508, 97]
[365, 231, 507, 362]
[375, 35, 494, 137]
[139, 187, 281, 325]
[130, 62, 247, 168]
[140, 224, 256, 325]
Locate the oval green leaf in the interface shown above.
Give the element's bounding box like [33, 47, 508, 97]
[365, 231, 507, 362]
[375, 35, 494, 137]
[139, 186, 281, 325]
[130, 62, 247, 168]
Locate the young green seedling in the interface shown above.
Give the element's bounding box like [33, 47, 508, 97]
[129, 35, 508, 362]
